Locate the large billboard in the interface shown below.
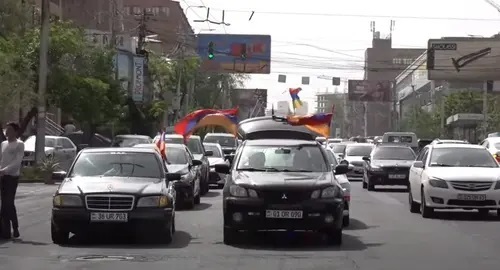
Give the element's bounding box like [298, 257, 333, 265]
[427, 38, 500, 80]
[232, 89, 268, 122]
[347, 80, 392, 102]
[197, 34, 271, 74]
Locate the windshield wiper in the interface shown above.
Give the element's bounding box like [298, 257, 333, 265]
[281, 169, 314, 172]
[238, 168, 267, 172]
[430, 163, 455, 167]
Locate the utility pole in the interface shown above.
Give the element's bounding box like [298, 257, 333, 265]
[35, 0, 50, 164]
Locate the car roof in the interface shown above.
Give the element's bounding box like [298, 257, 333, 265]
[375, 144, 412, 149]
[114, 134, 151, 139]
[164, 134, 183, 138]
[238, 116, 319, 140]
[346, 143, 373, 147]
[81, 147, 158, 153]
[205, 133, 234, 137]
[432, 144, 485, 149]
[203, 142, 220, 146]
[133, 143, 155, 148]
[245, 139, 319, 146]
[485, 137, 500, 142]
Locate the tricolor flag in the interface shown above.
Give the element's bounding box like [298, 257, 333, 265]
[289, 87, 303, 109]
[155, 132, 167, 160]
[174, 108, 239, 139]
[287, 113, 333, 138]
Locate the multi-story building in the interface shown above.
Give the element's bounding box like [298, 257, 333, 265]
[61, 0, 114, 31]
[316, 92, 346, 137]
[276, 101, 291, 115]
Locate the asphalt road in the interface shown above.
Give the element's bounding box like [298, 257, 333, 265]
[1, 182, 500, 270]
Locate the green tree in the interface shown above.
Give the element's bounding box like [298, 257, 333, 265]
[401, 105, 440, 138]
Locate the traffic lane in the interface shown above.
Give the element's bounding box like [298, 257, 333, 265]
[366, 183, 500, 250]
[0, 188, 499, 269]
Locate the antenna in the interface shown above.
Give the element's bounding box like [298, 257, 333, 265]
[389, 20, 395, 39]
[370, 21, 376, 38]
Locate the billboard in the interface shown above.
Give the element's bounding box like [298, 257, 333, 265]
[427, 38, 500, 80]
[347, 80, 392, 102]
[132, 56, 145, 103]
[197, 34, 271, 74]
[232, 89, 268, 121]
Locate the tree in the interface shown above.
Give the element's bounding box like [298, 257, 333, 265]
[400, 105, 440, 138]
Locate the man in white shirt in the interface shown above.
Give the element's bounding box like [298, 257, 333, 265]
[0, 122, 24, 239]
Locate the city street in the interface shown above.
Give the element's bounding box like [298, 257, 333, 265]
[2, 183, 500, 270]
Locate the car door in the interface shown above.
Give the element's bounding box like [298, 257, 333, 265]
[409, 147, 427, 199]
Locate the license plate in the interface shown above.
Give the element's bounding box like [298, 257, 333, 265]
[457, 194, 486, 201]
[265, 210, 303, 219]
[90, 212, 128, 222]
[388, 174, 406, 179]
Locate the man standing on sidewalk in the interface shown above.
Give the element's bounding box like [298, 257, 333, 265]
[0, 122, 24, 239]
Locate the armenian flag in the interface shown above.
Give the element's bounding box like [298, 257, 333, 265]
[174, 108, 239, 137]
[155, 132, 167, 160]
[194, 113, 239, 136]
[287, 113, 333, 138]
[289, 87, 303, 109]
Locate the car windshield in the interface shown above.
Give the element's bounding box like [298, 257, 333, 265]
[236, 144, 329, 172]
[204, 135, 237, 148]
[204, 144, 222, 158]
[112, 137, 150, 147]
[429, 148, 498, 168]
[332, 144, 347, 154]
[165, 147, 188, 164]
[163, 137, 183, 144]
[69, 152, 163, 178]
[186, 138, 203, 154]
[345, 145, 373, 156]
[326, 150, 338, 166]
[373, 147, 416, 160]
[25, 136, 57, 148]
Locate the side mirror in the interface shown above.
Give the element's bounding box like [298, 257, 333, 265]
[205, 150, 213, 157]
[166, 173, 182, 181]
[192, 159, 203, 166]
[362, 156, 370, 161]
[215, 163, 230, 174]
[339, 160, 349, 166]
[334, 164, 349, 175]
[413, 161, 424, 168]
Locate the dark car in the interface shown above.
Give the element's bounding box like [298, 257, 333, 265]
[111, 134, 152, 147]
[165, 144, 203, 209]
[158, 134, 212, 195]
[215, 116, 348, 245]
[50, 147, 181, 244]
[203, 133, 239, 163]
[362, 144, 416, 191]
[64, 131, 111, 151]
[344, 143, 374, 181]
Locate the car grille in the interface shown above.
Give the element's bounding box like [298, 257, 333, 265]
[383, 167, 410, 174]
[258, 190, 311, 204]
[350, 161, 364, 167]
[85, 195, 135, 211]
[449, 181, 492, 192]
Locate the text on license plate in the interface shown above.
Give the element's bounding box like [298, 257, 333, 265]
[265, 210, 303, 219]
[388, 174, 406, 179]
[457, 194, 486, 201]
[90, 212, 128, 222]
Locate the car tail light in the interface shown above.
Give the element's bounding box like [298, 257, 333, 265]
[494, 154, 500, 163]
[344, 195, 351, 202]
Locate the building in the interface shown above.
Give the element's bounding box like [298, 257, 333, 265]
[276, 101, 291, 115]
[294, 101, 309, 115]
[316, 92, 347, 137]
[61, 0, 114, 31]
[347, 30, 425, 137]
[231, 89, 267, 122]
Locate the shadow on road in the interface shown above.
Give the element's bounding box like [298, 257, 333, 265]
[191, 203, 212, 211]
[344, 218, 378, 231]
[204, 191, 221, 197]
[223, 231, 383, 251]
[432, 210, 500, 221]
[11, 239, 49, 246]
[374, 187, 408, 193]
[64, 230, 193, 249]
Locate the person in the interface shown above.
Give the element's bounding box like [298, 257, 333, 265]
[360, 82, 387, 102]
[0, 122, 24, 239]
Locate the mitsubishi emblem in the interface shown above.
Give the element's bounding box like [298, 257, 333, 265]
[107, 184, 113, 192]
[468, 183, 476, 189]
[281, 193, 287, 200]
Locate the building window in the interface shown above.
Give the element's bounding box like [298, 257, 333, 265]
[393, 58, 402, 65]
[152, 7, 160, 16]
[124, 6, 131, 16]
[403, 58, 414, 65]
[161, 7, 170, 16]
[132, 6, 141, 15]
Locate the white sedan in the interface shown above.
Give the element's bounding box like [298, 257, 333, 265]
[408, 144, 500, 218]
[325, 147, 351, 227]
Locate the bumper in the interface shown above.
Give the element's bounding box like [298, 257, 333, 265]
[347, 167, 363, 180]
[174, 181, 194, 202]
[223, 197, 344, 231]
[367, 172, 409, 186]
[51, 207, 173, 233]
[423, 186, 500, 209]
[209, 171, 225, 184]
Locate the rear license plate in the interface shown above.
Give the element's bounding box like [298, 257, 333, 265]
[90, 212, 128, 222]
[457, 194, 486, 201]
[265, 210, 303, 219]
[388, 174, 406, 179]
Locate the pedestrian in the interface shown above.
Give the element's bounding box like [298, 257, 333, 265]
[0, 122, 24, 239]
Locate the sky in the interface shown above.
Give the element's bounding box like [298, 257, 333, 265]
[178, 0, 500, 113]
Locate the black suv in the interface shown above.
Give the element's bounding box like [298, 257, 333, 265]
[214, 116, 348, 245]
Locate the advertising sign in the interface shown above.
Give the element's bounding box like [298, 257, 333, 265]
[348, 80, 392, 102]
[132, 56, 144, 103]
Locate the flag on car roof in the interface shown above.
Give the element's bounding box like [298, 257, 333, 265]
[155, 132, 167, 160]
[193, 113, 239, 136]
[289, 87, 303, 109]
[287, 113, 333, 138]
[174, 108, 239, 138]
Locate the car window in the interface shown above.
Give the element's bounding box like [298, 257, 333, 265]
[372, 147, 415, 160]
[326, 150, 338, 166]
[236, 144, 329, 172]
[204, 144, 223, 157]
[112, 137, 151, 147]
[165, 147, 189, 164]
[429, 147, 498, 168]
[163, 137, 184, 144]
[494, 142, 500, 149]
[204, 135, 237, 147]
[61, 138, 75, 149]
[332, 144, 346, 154]
[187, 138, 203, 154]
[70, 152, 163, 178]
[345, 145, 373, 156]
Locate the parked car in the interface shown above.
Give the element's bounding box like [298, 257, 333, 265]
[23, 135, 77, 170]
[203, 142, 229, 188]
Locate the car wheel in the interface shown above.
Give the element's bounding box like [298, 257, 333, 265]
[420, 188, 434, 218]
[217, 183, 224, 189]
[223, 226, 238, 245]
[185, 197, 195, 209]
[51, 222, 69, 245]
[362, 180, 367, 189]
[408, 189, 420, 213]
[159, 220, 173, 244]
[326, 228, 342, 245]
[342, 215, 350, 227]
[172, 216, 176, 233]
[367, 177, 375, 191]
[194, 193, 200, 204]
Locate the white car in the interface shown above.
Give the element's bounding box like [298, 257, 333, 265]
[23, 135, 77, 170]
[408, 144, 500, 218]
[203, 142, 229, 187]
[325, 147, 351, 227]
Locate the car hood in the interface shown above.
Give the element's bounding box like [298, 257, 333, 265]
[371, 160, 413, 168]
[231, 171, 333, 190]
[428, 167, 500, 182]
[58, 177, 164, 195]
[208, 157, 226, 166]
[166, 164, 189, 175]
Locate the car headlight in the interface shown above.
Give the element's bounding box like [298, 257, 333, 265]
[53, 195, 83, 207]
[370, 166, 383, 172]
[229, 185, 258, 198]
[494, 181, 500, 190]
[137, 196, 169, 207]
[428, 178, 448, 189]
[311, 186, 342, 199]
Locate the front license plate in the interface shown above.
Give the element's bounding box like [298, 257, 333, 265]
[90, 212, 128, 222]
[265, 210, 303, 219]
[457, 194, 486, 201]
[388, 174, 406, 179]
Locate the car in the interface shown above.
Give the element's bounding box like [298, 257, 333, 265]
[50, 147, 180, 244]
[155, 134, 212, 195]
[362, 144, 416, 191]
[23, 135, 77, 170]
[479, 137, 500, 163]
[408, 144, 500, 218]
[215, 116, 348, 245]
[203, 133, 239, 163]
[430, 139, 469, 145]
[343, 143, 374, 181]
[327, 138, 344, 144]
[324, 147, 352, 227]
[203, 142, 229, 188]
[330, 141, 355, 160]
[315, 136, 327, 144]
[111, 134, 152, 147]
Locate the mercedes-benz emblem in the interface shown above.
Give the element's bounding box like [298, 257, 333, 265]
[107, 184, 113, 192]
[281, 193, 287, 200]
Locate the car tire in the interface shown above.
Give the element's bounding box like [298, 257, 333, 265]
[51, 222, 69, 245]
[159, 220, 173, 244]
[342, 215, 350, 227]
[326, 228, 342, 245]
[223, 226, 238, 245]
[367, 177, 375, 191]
[194, 193, 200, 204]
[408, 190, 420, 213]
[362, 181, 367, 189]
[172, 216, 176, 233]
[217, 183, 224, 189]
[420, 188, 434, 218]
[186, 197, 195, 209]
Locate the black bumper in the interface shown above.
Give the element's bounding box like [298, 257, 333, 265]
[367, 172, 409, 186]
[223, 198, 344, 231]
[51, 208, 173, 233]
[174, 181, 194, 202]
